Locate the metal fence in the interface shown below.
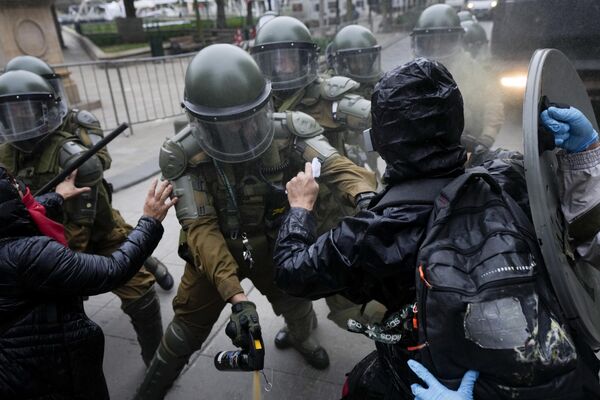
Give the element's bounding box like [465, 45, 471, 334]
[52, 52, 195, 134]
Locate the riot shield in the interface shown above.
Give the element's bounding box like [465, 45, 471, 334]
[523, 48, 600, 348]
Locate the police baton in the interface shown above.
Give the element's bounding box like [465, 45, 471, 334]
[34, 123, 129, 196]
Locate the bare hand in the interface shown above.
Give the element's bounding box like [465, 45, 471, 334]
[286, 162, 319, 211]
[55, 170, 91, 200]
[143, 178, 178, 222]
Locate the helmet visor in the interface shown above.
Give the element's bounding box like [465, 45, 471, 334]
[334, 47, 382, 82]
[0, 98, 62, 144]
[252, 46, 318, 91]
[412, 32, 462, 59]
[190, 101, 274, 163]
[47, 77, 69, 118]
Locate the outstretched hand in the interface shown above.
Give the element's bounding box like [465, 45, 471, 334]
[55, 169, 91, 200]
[286, 162, 319, 211]
[142, 178, 177, 222]
[408, 360, 478, 400]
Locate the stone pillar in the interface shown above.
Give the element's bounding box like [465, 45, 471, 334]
[0, 0, 81, 105]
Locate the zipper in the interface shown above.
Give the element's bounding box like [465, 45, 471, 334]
[426, 274, 535, 297]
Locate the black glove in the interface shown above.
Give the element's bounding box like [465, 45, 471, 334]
[355, 191, 377, 211]
[225, 301, 261, 348]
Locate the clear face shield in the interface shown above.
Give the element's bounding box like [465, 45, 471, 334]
[0, 95, 62, 151]
[252, 43, 319, 91]
[333, 46, 382, 82]
[46, 76, 69, 118]
[412, 31, 463, 60]
[189, 100, 275, 163]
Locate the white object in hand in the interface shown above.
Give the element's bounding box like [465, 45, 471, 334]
[311, 157, 321, 179]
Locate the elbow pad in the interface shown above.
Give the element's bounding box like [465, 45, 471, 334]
[294, 134, 339, 163]
[59, 140, 103, 187]
[333, 94, 371, 131]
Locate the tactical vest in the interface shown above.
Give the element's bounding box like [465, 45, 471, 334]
[198, 134, 295, 240]
[0, 130, 73, 192]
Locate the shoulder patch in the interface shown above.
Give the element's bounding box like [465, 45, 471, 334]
[286, 111, 324, 138]
[320, 76, 360, 100]
[75, 110, 101, 129]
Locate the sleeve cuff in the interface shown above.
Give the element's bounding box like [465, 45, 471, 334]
[558, 145, 600, 170]
[217, 277, 244, 302]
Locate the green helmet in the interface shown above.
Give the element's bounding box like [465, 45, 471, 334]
[0, 70, 62, 153]
[183, 44, 274, 163]
[457, 10, 477, 23]
[461, 20, 488, 58]
[5, 55, 68, 118]
[256, 11, 278, 32]
[411, 4, 465, 60]
[250, 16, 319, 92]
[326, 25, 381, 83]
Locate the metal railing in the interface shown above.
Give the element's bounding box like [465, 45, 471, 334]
[52, 52, 195, 134]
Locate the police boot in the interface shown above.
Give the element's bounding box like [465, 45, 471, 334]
[134, 319, 197, 400]
[144, 256, 174, 291]
[122, 287, 163, 366]
[275, 311, 329, 369]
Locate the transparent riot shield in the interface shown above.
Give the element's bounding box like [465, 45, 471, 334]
[523, 48, 600, 348]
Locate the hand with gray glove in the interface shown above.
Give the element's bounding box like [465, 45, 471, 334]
[408, 359, 478, 400]
[541, 106, 599, 153]
[225, 301, 261, 348]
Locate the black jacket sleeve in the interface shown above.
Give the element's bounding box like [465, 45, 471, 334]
[274, 205, 430, 304]
[14, 216, 163, 296]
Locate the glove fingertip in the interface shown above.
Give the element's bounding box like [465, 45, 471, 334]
[410, 383, 425, 397]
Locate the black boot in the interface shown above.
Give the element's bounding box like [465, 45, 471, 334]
[134, 319, 198, 400]
[144, 256, 174, 291]
[122, 287, 163, 366]
[275, 312, 329, 369]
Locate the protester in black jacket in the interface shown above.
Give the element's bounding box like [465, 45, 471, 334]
[0, 168, 176, 400]
[273, 59, 600, 399]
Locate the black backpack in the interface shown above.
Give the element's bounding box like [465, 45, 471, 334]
[373, 167, 582, 399]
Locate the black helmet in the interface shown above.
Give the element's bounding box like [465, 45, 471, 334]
[5, 56, 69, 119]
[411, 4, 464, 60]
[0, 70, 63, 153]
[183, 44, 274, 163]
[371, 58, 466, 181]
[251, 16, 319, 92]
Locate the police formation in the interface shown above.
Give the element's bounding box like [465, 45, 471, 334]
[1, 5, 600, 400]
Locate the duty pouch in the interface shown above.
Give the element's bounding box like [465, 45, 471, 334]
[177, 230, 194, 265]
[64, 185, 99, 225]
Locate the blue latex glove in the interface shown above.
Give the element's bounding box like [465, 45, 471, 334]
[408, 359, 478, 400]
[540, 106, 599, 153]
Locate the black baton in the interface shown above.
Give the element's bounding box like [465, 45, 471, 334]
[34, 123, 129, 196]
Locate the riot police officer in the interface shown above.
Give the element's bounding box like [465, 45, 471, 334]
[0, 67, 165, 367]
[461, 20, 489, 60]
[326, 24, 382, 99]
[326, 24, 383, 175]
[133, 44, 377, 400]
[250, 16, 385, 331]
[411, 4, 504, 151]
[251, 16, 371, 156]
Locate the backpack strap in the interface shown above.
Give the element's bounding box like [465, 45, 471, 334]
[370, 178, 453, 212]
[437, 167, 501, 211]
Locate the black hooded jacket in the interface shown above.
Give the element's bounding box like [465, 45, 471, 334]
[273, 60, 600, 398]
[0, 172, 164, 400]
